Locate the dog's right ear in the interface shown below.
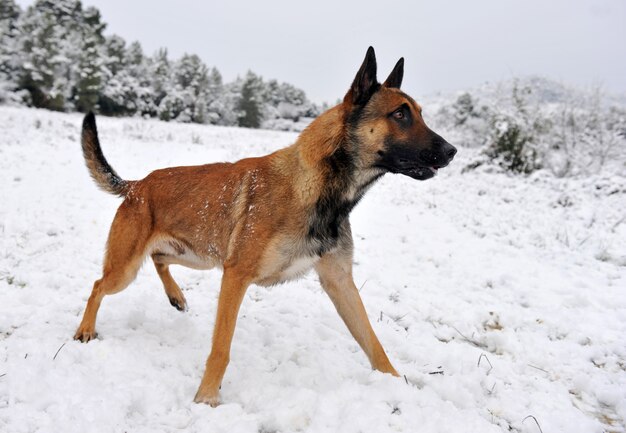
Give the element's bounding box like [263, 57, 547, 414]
[344, 46, 379, 106]
[383, 57, 404, 89]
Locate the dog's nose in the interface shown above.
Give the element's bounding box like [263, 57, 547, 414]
[442, 142, 457, 160]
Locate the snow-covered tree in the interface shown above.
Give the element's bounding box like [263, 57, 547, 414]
[16, 0, 88, 110]
[0, 0, 21, 78]
[150, 48, 170, 108]
[98, 35, 129, 115]
[74, 6, 105, 112]
[99, 39, 153, 116]
[549, 88, 626, 176]
[18, 3, 65, 109]
[209, 77, 241, 126]
[0, 0, 20, 33]
[204, 66, 224, 124]
[0, 0, 22, 103]
[125, 41, 155, 116]
[237, 71, 264, 128]
[260, 78, 318, 125]
[158, 53, 209, 123]
[0, 0, 319, 129]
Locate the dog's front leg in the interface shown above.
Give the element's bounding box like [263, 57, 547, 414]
[194, 267, 250, 406]
[315, 252, 399, 376]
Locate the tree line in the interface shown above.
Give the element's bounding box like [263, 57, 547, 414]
[437, 78, 626, 177]
[0, 0, 321, 129]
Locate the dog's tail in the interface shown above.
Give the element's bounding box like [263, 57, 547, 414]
[81, 112, 132, 197]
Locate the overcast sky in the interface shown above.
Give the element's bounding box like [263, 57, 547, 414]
[16, 0, 626, 104]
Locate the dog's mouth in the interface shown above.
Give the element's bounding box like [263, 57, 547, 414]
[375, 151, 451, 181]
[399, 165, 441, 180]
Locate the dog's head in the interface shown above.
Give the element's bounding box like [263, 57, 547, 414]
[343, 47, 456, 181]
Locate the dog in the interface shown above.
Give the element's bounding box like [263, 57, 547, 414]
[74, 47, 457, 406]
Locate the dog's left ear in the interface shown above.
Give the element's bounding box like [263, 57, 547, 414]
[344, 46, 379, 106]
[383, 57, 404, 89]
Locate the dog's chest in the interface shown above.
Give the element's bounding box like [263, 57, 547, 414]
[280, 254, 319, 280]
[306, 169, 383, 256]
[257, 251, 319, 286]
[306, 195, 355, 256]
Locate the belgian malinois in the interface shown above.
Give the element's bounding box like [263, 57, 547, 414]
[74, 47, 457, 406]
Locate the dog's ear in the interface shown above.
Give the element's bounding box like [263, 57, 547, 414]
[344, 46, 379, 106]
[383, 57, 404, 89]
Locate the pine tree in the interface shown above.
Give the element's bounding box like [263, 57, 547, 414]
[98, 35, 128, 115]
[18, 5, 63, 109]
[103, 35, 126, 76]
[210, 77, 241, 126]
[205, 66, 224, 124]
[237, 71, 264, 128]
[74, 6, 105, 112]
[18, 0, 84, 110]
[0, 0, 20, 27]
[0, 0, 21, 78]
[0, 0, 21, 102]
[259, 78, 314, 123]
[125, 42, 156, 116]
[99, 39, 153, 116]
[151, 48, 170, 107]
[0, 0, 318, 129]
[159, 53, 209, 123]
[177, 54, 209, 122]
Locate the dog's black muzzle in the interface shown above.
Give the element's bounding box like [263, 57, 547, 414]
[419, 138, 457, 169]
[379, 133, 457, 181]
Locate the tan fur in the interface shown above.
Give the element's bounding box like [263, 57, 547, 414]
[74, 49, 449, 406]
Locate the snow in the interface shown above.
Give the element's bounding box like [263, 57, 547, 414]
[0, 106, 625, 433]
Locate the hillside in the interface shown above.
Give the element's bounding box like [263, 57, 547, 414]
[0, 106, 625, 433]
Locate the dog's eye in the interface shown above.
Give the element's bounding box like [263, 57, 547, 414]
[393, 109, 404, 120]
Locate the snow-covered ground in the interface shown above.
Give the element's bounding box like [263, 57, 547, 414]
[0, 106, 624, 433]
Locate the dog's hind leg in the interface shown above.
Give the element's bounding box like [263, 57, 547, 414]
[315, 251, 399, 377]
[74, 203, 151, 342]
[152, 258, 188, 311]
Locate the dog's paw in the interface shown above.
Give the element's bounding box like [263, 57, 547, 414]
[193, 388, 220, 407]
[73, 328, 98, 343]
[373, 360, 400, 377]
[193, 391, 221, 407]
[168, 295, 188, 312]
